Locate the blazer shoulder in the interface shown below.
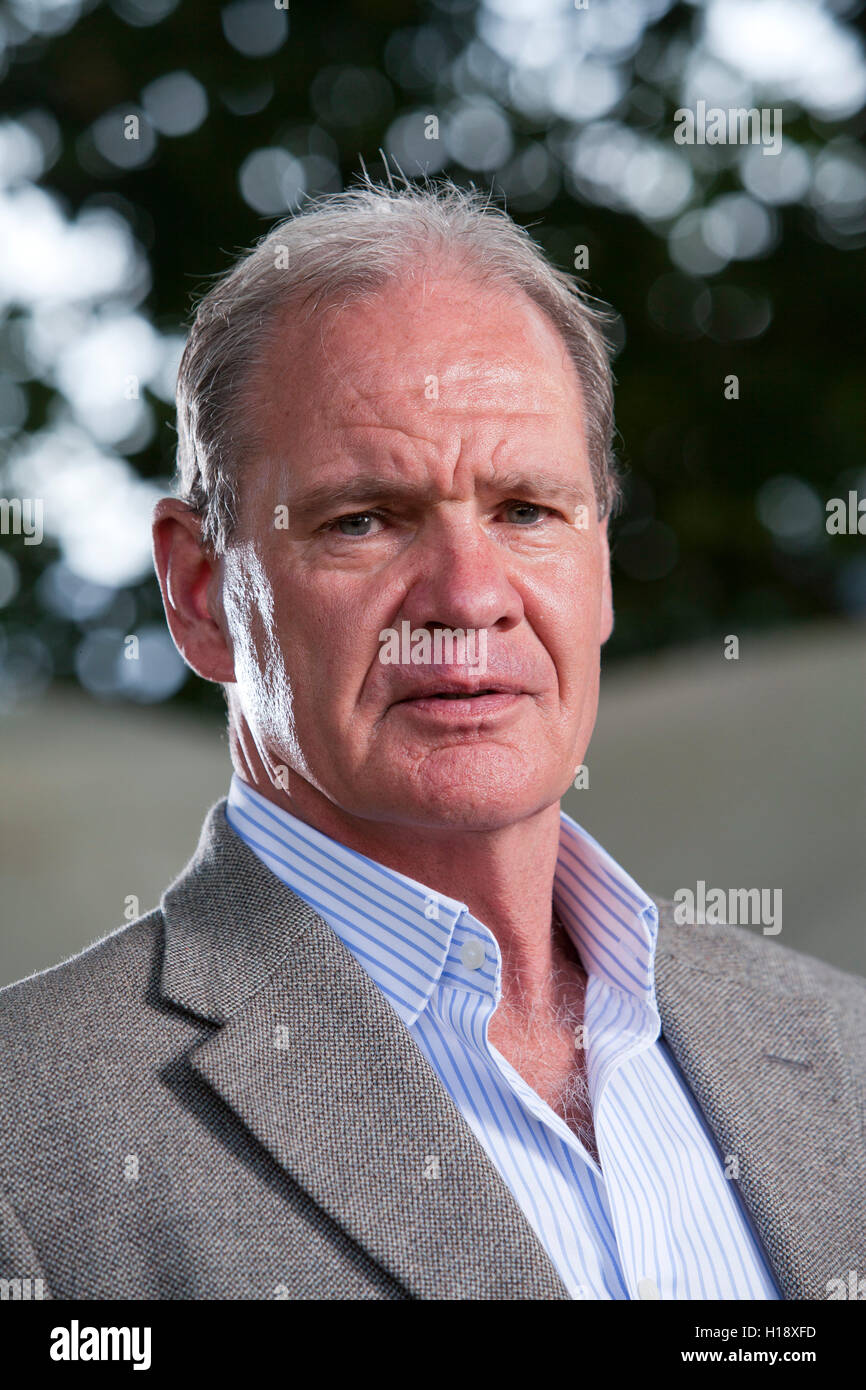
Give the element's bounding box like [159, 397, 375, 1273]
[652, 893, 866, 1013]
[0, 907, 164, 1044]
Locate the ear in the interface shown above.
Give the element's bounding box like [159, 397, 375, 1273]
[598, 518, 614, 645]
[151, 498, 236, 684]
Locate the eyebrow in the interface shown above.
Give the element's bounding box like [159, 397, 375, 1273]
[287, 470, 593, 520]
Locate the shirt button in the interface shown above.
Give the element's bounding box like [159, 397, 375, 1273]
[637, 1277, 660, 1300]
[460, 939, 486, 970]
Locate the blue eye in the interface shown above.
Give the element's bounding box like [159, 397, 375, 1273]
[505, 502, 548, 524]
[333, 512, 381, 536]
[323, 502, 556, 536]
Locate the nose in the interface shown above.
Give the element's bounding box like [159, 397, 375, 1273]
[397, 506, 524, 639]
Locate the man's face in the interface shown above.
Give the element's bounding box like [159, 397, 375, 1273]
[218, 269, 613, 832]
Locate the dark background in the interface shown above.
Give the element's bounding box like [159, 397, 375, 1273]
[0, 0, 864, 713]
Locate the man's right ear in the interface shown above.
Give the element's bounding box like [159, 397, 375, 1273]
[151, 498, 236, 684]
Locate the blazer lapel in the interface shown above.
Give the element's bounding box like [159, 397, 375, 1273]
[161, 802, 864, 1300]
[654, 906, 866, 1300]
[160, 800, 569, 1300]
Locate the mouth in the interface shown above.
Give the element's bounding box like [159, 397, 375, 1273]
[394, 681, 519, 702]
[391, 688, 525, 721]
[418, 688, 499, 700]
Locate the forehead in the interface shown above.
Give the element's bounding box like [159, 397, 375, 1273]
[246, 268, 586, 435]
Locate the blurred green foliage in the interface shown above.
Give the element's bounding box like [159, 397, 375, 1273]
[0, 0, 864, 714]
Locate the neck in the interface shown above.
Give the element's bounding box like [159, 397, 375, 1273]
[231, 745, 567, 1011]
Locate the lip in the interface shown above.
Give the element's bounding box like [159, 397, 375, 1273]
[391, 691, 525, 721]
[391, 678, 523, 702]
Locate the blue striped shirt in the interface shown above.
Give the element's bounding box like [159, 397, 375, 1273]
[226, 773, 780, 1300]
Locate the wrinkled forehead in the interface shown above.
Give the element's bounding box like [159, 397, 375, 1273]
[242, 267, 586, 431]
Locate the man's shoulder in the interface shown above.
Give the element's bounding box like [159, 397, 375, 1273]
[652, 893, 866, 1014]
[0, 908, 165, 1064]
[0, 903, 210, 1203]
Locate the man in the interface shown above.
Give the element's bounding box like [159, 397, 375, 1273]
[1, 179, 863, 1301]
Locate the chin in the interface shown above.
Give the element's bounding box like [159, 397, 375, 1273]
[364, 746, 562, 830]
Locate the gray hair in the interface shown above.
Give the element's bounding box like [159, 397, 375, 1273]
[174, 174, 622, 553]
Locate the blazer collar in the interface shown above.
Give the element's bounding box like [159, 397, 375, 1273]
[162, 800, 864, 1300]
[654, 910, 866, 1300]
[160, 799, 570, 1300]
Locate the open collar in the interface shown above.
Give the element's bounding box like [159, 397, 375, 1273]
[160, 798, 865, 1299]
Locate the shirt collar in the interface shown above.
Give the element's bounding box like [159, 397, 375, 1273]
[226, 773, 659, 1028]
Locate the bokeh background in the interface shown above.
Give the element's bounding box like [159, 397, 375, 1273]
[0, 0, 864, 985]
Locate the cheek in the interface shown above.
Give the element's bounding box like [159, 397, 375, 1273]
[287, 571, 390, 696]
[223, 557, 292, 716]
[575, 555, 607, 642]
[234, 623, 290, 732]
[542, 559, 603, 653]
